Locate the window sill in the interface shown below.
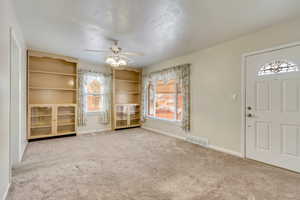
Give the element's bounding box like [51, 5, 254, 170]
[146, 116, 181, 126]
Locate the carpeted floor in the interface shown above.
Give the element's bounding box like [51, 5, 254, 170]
[7, 128, 300, 200]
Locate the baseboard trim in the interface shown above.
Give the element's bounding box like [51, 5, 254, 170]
[142, 126, 186, 141]
[78, 128, 112, 135]
[142, 126, 243, 158]
[208, 144, 243, 158]
[2, 183, 10, 200]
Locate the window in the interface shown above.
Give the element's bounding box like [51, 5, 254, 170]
[258, 60, 299, 76]
[84, 76, 102, 113]
[142, 64, 190, 130]
[147, 79, 183, 121]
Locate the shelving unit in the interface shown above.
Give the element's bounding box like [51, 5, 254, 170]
[27, 50, 78, 139]
[113, 68, 141, 129]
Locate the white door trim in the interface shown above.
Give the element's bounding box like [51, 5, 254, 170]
[9, 27, 22, 167]
[241, 41, 300, 158]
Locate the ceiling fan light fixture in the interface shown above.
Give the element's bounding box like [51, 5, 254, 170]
[105, 55, 128, 67]
[118, 58, 127, 66]
[105, 56, 115, 65]
[86, 40, 141, 67]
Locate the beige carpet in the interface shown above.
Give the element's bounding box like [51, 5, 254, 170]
[7, 128, 300, 200]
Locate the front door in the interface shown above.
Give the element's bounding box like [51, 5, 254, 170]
[246, 45, 300, 173]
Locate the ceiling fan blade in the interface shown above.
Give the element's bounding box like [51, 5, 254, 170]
[121, 51, 144, 56]
[119, 55, 133, 62]
[85, 49, 110, 53]
[119, 54, 129, 59]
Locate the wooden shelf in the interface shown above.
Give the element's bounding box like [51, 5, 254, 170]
[58, 113, 75, 116]
[57, 131, 76, 135]
[115, 79, 139, 83]
[57, 122, 75, 126]
[129, 124, 140, 128]
[116, 91, 139, 95]
[29, 132, 75, 140]
[115, 126, 128, 129]
[29, 87, 76, 91]
[31, 124, 52, 128]
[31, 114, 52, 117]
[29, 70, 76, 76]
[29, 134, 53, 139]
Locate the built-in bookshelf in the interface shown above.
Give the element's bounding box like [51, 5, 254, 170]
[113, 68, 141, 129]
[27, 50, 78, 139]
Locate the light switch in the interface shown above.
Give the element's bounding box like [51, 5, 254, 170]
[232, 93, 238, 101]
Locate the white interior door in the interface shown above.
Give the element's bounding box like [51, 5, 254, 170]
[246, 45, 300, 173]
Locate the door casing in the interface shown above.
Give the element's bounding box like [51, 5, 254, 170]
[9, 27, 23, 183]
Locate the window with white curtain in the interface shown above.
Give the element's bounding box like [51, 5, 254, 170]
[78, 70, 111, 126]
[141, 64, 190, 131]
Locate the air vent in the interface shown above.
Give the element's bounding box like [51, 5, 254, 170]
[185, 135, 209, 147]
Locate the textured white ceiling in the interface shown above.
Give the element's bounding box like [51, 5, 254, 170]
[14, 0, 300, 67]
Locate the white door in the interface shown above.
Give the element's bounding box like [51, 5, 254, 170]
[246, 45, 300, 173]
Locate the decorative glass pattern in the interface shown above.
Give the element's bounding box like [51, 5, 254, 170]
[258, 60, 299, 76]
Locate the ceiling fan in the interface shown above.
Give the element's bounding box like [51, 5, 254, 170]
[85, 40, 144, 67]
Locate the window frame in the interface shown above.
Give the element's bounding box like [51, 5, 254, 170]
[146, 79, 182, 123]
[84, 75, 103, 114]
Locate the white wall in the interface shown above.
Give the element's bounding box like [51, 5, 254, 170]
[143, 17, 300, 155]
[0, 0, 26, 199]
[77, 61, 112, 134]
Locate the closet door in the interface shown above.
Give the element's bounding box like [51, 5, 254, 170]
[129, 104, 140, 127]
[56, 104, 76, 135]
[29, 105, 54, 139]
[115, 104, 129, 129]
